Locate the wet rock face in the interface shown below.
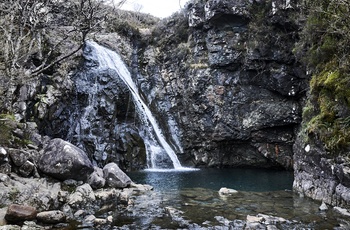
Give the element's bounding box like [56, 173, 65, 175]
[39, 40, 147, 171]
[142, 0, 306, 168]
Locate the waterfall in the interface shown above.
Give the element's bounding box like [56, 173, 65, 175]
[85, 41, 186, 169]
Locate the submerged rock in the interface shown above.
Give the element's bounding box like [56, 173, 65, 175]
[38, 138, 94, 182]
[218, 187, 238, 195]
[334, 207, 350, 217]
[103, 163, 132, 188]
[319, 202, 328, 211]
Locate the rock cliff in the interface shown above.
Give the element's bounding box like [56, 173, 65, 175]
[139, 0, 306, 169]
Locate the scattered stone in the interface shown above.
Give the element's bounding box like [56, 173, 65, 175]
[334, 207, 350, 217]
[36, 210, 66, 224]
[84, 214, 96, 223]
[94, 218, 107, 225]
[73, 210, 85, 218]
[94, 188, 118, 203]
[130, 183, 153, 191]
[63, 179, 83, 187]
[0, 147, 8, 163]
[4, 204, 37, 223]
[38, 138, 94, 182]
[246, 214, 288, 229]
[68, 184, 95, 208]
[106, 215, 113, 223]
[165, 207, 190, 227]
[8, 149, 29, 167]
[214, 216, 232, 226]
[218, 187, 238, 195]
[246, 214, 264, 223]
[87, 166, 105, 189]
[319, 202, 328, 211]
[26, 144, 38, 150]
[0, 207, 7, 225]
[118, 188, 133, 205]
[0, 224, 21, 230]
[0, 163, 11, 174]
[103, 163, 132, 188]
[18, 161, 35, 177]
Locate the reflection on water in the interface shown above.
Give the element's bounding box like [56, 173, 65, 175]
[129, 168, 294, 192]
[119, 168, 349, 229]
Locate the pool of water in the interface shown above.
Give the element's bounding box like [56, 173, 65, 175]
[114, 168, 350, 229]
[129, 168, 294, 192]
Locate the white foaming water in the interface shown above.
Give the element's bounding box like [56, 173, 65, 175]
[144, 167, 199, 172]
[86, 41, 189, 170]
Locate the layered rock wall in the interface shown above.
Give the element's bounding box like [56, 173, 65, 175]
[141, 0, 306, 168]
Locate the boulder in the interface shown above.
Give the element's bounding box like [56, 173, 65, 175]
[0, 163, 11, 174]
[38, 138, 94, 182]
[8, 149, 29, 167]
[87, 166, 105, 189]
[319, 202, 328, 211]
[4, 204, 37, 223]
[68, 184, 96, 209]
[18, 161, 35, 177]
[103, 163, 132, 188]
[0, 147, 8, 163]
[218, 187, 238, 195]
[36, 210, 66, 224]
[0, 148, 11, 174]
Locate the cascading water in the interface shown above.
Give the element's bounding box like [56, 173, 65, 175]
[85, 40, 192, 170]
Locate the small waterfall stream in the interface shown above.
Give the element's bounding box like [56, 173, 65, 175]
[85, 41, 186, 170]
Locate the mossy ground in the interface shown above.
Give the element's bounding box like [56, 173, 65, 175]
[298, 0, 350, 155]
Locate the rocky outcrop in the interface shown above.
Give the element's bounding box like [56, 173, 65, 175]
[293, 136, 350, 208]
[38, 138, 94, 182]
[140, 0, 305, 168]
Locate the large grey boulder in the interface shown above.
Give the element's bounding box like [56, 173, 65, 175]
[103, 163, 132, 188]
[38, 138, 94, 182]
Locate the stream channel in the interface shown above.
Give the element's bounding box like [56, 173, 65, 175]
[107, 168, 350, 229]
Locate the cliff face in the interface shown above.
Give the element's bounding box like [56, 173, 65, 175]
[292, 0, 350, 208]
[140, 0, 306, 169]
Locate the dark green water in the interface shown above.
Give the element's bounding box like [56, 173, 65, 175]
[128, 168, 293, 192]
[118, 168, 349, 229]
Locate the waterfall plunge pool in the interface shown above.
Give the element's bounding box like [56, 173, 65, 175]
[129, 168, 293, 192]
[112, 168, 350, 229]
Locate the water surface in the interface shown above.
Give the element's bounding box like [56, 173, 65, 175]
[129, 168, 293, 192]
[118, 168, 349, 229]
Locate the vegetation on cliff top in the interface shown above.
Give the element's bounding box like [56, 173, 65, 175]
[299, 0, 350, 153]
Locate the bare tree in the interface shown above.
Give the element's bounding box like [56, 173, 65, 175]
[0, 0, 110, 79]
[133, 3, 143, 13]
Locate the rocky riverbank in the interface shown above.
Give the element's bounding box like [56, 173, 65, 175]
[2, 172, 350, 229]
